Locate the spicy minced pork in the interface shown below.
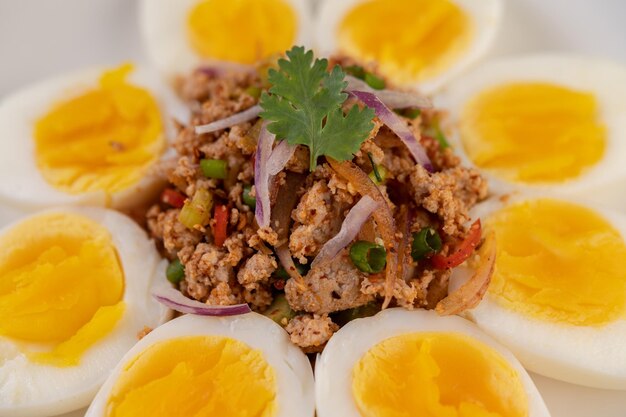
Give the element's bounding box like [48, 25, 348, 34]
[147, 54, 488, 352]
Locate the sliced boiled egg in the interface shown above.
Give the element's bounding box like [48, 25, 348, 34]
[140, 0, 313, 78]
[316, 308, 550, 417]
[316, 0, 502, 94]
[438, 55, 626, 203]
[0, 64, 180, 211]
[85, 313, 315, 417]
[464, 196, 626, 389]
[0, 207, 171, 417]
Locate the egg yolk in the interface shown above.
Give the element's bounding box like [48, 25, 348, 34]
[460, 82, 606, 183]
[352, 332, 528, 417]
[487, 199, 626, 326]
[34, 64, 164, 195]
[0, 212, 125, 366]
[338, 0, 472, 84]
[187, 0, 297, 64]
[106, 336, 277, 417]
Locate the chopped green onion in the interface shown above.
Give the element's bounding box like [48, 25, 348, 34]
[395, 108, 421, 119]
[332, 302, 380, 326]
[350, 240, 387, 273]
[364, 72, 386, 90]
[179, 188, 213, 229]
[200, 159, 228, 179]
[244, 86, 261, 99]
[263, 294, 295, 326]
[434, 126, 450, 149]
[411, 227, 442, 260]
[166, 259, 185, 284]
[345, 64, 366, 80]
[366, 152, 387, 185]
[274, 267, 290, 280]
[242, 184, 256, 208]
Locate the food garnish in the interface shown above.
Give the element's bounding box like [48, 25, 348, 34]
[260, 46, 376, 171]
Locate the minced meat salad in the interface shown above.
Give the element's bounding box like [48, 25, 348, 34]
[147, 47, 489, 352]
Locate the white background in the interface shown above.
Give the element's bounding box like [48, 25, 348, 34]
[0, 0, 625, 416]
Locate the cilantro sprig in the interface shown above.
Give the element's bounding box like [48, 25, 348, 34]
[260, 46, 375, 171]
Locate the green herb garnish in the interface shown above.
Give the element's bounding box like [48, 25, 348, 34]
[260, 46, 375, 171]
[411, 227, 442, 260]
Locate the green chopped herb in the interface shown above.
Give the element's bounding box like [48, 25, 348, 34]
[350, 240, 387, 273]
[243, 184, 256, 208]
[200, 158, 228, 179]
[345, 64, 366, 80]
[260, 46, 375, 171]
[166, 259, 185, 284]
[264, 294, 296, 326]
[364, 72, 386, 90]
[367, 152, 382, 182]
[366, 152, 387, 185]
[434, 126, 450, 149]
[244, 85, 262, 99]
[178, 188, 213, 229]
[395, 108, 421, 119]
[411, 227, 442, 260]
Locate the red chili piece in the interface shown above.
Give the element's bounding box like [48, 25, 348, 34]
[161, 188, 186, 208]
[213, 204, 229, 247]
[431, 219, 482, 269]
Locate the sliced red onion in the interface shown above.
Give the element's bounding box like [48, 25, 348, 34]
[255, 122, 275, 228]
[311, 195, 380, 268]
[350, 90, 434, 172]
[195, 105, 262, 134]
[152, 284, 251, 316]
[344, 75, 432, 109]
[267, 140, 297, 176]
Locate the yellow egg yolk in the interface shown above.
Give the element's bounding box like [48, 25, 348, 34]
[460, 82, 606, 183]
[187, 0, 297, 64]
[0, 212, 125, 366]
[106, 336, 277, 417]
[486, 199, 626, 326]
[338, 0, 472, 84]
[352, 332, 528, 417]
[34, 64, 164, 195]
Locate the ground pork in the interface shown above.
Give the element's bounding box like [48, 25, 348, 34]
[285, 314, 339, 353]
[289, 180, 343, 264]
[237, 253, 277, 289]
[285, 250, 373, 314]
[409, 165, 488, 237]
[147, 207, 202, 258]
[183, 243, 234, 300]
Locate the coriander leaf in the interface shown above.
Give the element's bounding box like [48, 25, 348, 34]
[260, 46, 375, 171]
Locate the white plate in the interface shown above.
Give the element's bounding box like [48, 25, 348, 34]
[1, 0, 625, 416]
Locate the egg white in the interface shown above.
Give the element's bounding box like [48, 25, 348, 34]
[0, 66, 186, 212]
[315, 0, 502, 94]
[315, 308, 551, 417]
[464, 194, 626, 390]
[436, 54, 626, 209]
[0, 207, 172, 417]
[85, 312, 315, 417]
[139, 0, 314, 79]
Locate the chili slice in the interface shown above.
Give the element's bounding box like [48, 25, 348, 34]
[213, 204, 229, 247]
[161, 188, 186, 209]
[431, 219, 482, 269]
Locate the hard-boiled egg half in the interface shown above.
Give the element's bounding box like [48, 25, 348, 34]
[0, 207, 171, 417]
[439, 55, 626, 204]
[316, 308, 550, 417]
[464, 195, 626, 389]
[85, 313, 315, 417]
[0, 64, 181, 211]
[140, 0, 313, 78]
[316, 0, 502, 94]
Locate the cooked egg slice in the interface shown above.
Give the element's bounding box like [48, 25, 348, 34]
[0, 207, 171, 417]
[85, 313, 315, 417]
[438, 55, 626, 202]
[316, 0, 502, 94]
[464, 196, 626, 389]
[316, 308, 550, 417]
[140, 0, 313, 78]
[0, 64, 180, 211]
